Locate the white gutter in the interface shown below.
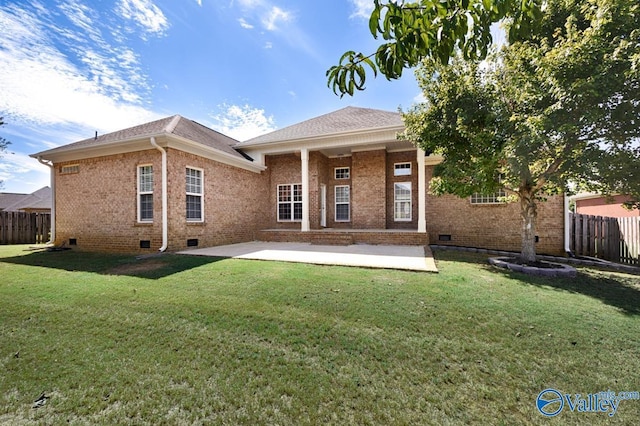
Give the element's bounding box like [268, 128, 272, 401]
[36, 157, 55, 244]
[564, 193, 571, 254]
[150, 137, 168, 252]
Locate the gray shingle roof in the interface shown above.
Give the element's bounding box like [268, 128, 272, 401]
[33, 115, 244, 160]
[0, 186, 51, 211]
[0, 192, 28, 211]
[238, 106, 403, 146]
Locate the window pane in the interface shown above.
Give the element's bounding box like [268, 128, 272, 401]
[293, 184, 302, 202]
[336, 204, 350, 221]
[335, 186, 349, 203]
[471, 189, 506, 204]
[293, 202, 302, 220]
[395, 183, 411, 200]
[395, 201, 411, 220]
[140, 194, 153, 220]
[335, 167, 350, 179]
[186, 195, 202, 220]
[394, 163, 411, 176]
[277, 184, 303, 221]
[278, 203, 291, 221]
[394, 182, 411, 221]
[139, 166, 153, 192]
[186, 168, 202, 194]
[278, 185, 291, 202]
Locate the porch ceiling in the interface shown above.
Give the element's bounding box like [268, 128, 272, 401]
[319, 139, 416, 157]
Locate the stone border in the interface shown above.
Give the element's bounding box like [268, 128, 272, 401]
[488, 256, 577, 277]
[430, 245, 640, 275]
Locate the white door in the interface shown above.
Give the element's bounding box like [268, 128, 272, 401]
[320, 184, 327, 227]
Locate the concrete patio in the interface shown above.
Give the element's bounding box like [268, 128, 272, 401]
[178, 241, 438, 272]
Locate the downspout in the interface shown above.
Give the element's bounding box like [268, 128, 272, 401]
[564, 193, 572, 256]
[37, 157, 55, 244]
[150, 137, 168, 252]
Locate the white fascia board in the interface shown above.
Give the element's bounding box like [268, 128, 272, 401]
[568, 192, 623, 201]
[241, 128, 406, 161]
[240, 124, 405, 149]
[241, 127, 404, 154]
[30, 136, 160, 163]
[32, 134, 266, 173]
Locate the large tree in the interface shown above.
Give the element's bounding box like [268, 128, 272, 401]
[401, 0, 640, 262]
[327, 0, 544, 97]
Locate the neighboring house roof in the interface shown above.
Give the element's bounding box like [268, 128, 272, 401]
[0, 192, 27, 211]
[238, 106, 404, 147]
[0, 186, 51, 212]
[31, 115, 263, 172]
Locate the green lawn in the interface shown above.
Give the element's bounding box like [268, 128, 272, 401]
[0, 245, 639, 425]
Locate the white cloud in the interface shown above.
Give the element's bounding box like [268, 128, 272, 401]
[235, 1, 293, 32]
[238, 17, 254, 29]
[115, 0, 169, 39]
[264, 41, 273, 49]
[0, 3, 161, 133]
[262, 6, 291, 31]
[0, 151, 51, 191]
[236, 0, 265, 8]
[209, 104, 276, 141]
[349, 0, 373, 19]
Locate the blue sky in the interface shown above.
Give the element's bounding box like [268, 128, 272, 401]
[0, 0, 423, 194]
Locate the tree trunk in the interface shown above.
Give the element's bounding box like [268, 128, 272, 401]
[519, 187, 538, 263]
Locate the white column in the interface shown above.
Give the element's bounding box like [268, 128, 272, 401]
[301, 148, 310, 232]
[417, 149, 427, 233]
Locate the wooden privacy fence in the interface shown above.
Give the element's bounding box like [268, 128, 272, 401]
[569, 213, 639, 266]
[0, 212, 51, 245]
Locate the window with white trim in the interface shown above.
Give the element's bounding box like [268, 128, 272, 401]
[186, 167, 203, 221]
[137, 165, 153, 222]
[394, 162, 412, 176]
[334, 167, 350, 179]
[470, 189, 507, 204]
[394, 182, 412, 221]
[335, 185, 350, 222]
[277, 184, 302, 221]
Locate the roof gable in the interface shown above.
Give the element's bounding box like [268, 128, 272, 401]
[32, 115, 245, 161]
[238, 106, 403, 146]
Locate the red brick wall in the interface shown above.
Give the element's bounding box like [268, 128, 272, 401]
[54, 146, 565, 255]
[265, 153, 357, 229]
[165, 149, 269, 250]
[424, 166, 565, 255]
[325, 157, 352, 228]
[54, 149, 268, 253]
[265, 154, 302, 229]
[576, 195, 639, 217]
[386, 151, 418, 229]
[54, 150, 163, 252]
[352, 149, 386, 228]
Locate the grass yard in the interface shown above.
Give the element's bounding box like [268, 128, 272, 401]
[0, 245, 639, 425]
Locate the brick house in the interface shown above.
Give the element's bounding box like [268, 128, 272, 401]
[31, 107, 565, 255]
[571, 193, 639, 217]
